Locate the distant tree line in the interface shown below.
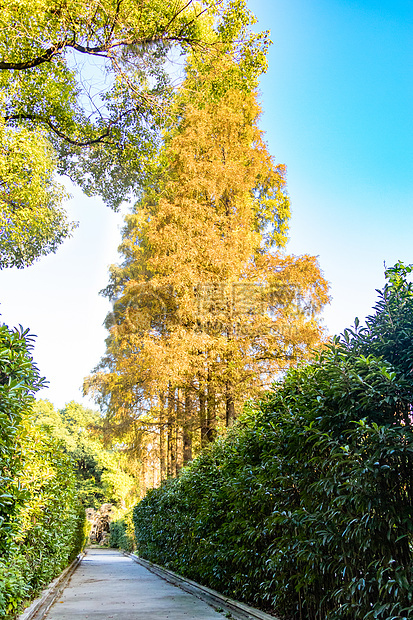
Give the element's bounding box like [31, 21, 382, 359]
[33, 400, 138, 509]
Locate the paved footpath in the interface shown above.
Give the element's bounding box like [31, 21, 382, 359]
[44, 548, 224, 620]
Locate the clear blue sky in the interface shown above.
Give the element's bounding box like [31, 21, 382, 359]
[0, 0, 412, 408]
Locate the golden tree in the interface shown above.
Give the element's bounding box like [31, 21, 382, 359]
[85, 55, 329, 491]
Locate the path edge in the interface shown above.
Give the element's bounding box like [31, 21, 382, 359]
[17, 552, 85, 620]
[124, 552, 280, 620]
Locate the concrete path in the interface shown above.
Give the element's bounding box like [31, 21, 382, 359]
[44, 548, 224, 620]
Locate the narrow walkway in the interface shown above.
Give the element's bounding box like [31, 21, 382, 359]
[44, 548, 224, 619]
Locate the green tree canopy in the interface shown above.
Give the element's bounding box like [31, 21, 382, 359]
[0, 0, 269, 268]
[34, 400, 137, 508]
[0, 120, 76, 268]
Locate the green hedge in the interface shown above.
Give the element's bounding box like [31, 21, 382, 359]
[0, 324, 45, 556]
[133, 263, 413, 620]
[0, 323, 85, 618]
[109, 509, 136, 552]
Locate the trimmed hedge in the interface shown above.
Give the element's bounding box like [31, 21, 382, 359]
[133, 263, 413, 620]
[0, 323, 86, 618]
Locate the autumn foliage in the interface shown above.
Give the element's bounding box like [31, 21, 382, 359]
[85, 56, 330, 489]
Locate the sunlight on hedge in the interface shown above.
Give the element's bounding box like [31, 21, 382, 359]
[0, 324, 85, 618]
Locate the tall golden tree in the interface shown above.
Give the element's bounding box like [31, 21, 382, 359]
[85, 54, 329, 491]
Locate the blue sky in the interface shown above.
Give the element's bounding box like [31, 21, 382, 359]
[251, 0, 413, 332]
[0, 0, 412, 407]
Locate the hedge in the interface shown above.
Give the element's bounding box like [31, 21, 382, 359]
[109, 508, 136, 552]
[133, 262, 413, 620]
[0, 323, 86, 618]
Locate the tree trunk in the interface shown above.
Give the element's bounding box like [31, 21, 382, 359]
[167, 383, 177, 477]
[141, 456, 147, 499]
[199, 380, 208, 448]
[206, 367, 217, 442]
[226, 383, 236, 427]
[183, 388, 193, 465]
[176, 388, 184, 475]
[159, 392, 167, 482]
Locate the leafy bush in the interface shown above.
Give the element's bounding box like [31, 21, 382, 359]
[0, 559, 29, 618]
[70, 503, 88, 562]
[14, 425, 85, 587]
[109, 509, 136, 552]
[0, 323, 86, 618]
[133, 263, 413, 620]
[0, 324, 45, 556]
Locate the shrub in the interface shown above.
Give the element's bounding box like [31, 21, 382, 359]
[0, 323, 85, 618]
[110, 509, 136, 552]
[0, 324, 44, 557]
[133, 263, 413, 620]
[14, 425, 85, 589]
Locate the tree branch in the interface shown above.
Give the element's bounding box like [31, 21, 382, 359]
[5, 114, 112, 147]
[0, 41, 66, 70]
[0, 32, 203, 71]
